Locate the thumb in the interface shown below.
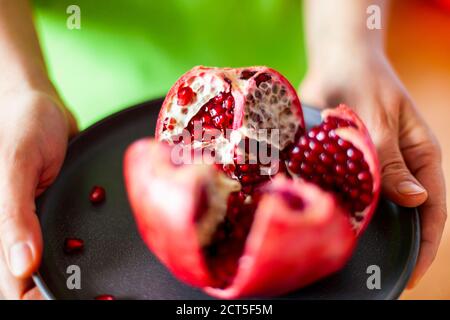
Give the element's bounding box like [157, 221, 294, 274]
[0, 157, 42, 279]
[378, 140, 428, 207]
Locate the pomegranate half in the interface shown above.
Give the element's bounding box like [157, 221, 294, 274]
[124, 66, 380, 298]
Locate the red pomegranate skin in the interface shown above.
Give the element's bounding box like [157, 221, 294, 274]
[124, 66, 380, 298]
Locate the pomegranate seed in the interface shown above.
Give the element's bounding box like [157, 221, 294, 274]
[298, 136, 309, 148]
[357, 171, 371, 182]
[177, 86, 195, 106]
[308, 128, 320, 139]
[315, 164, 327, 174]
[240, 69, 257, 80]
[347, 161, 359, 174]
[347, 175, 358, 185]
[288, 160, 300, 172]
[360, 193, 373, 205]
[213, 93, 225, 104]
[347, 148, 363, 160]
[328, 130, 338, 139]
[300, 163, 313, 175]
[349, 188, 360, 199]
[335, 164, 346, 176]
[201, 114, 211, 123]
[241, 175, 253, 184]
[315, 131, 327, 142]
[337, 138, 351, 149]
[324, 142, 338, 154]
[64, 238, 84, 254]
[254, 73, 272, 86]
[240, 164, 250, 172]
[224, 96, 234, 110]
[95, 294, 116, 300]
[334, 152, 346, 163]
[290, 146, 302, 159]
[322, 123, 337, 131]
[308, 140, 323, 153]
[89, 186, 105, 204]
[319, 153, 333, 165]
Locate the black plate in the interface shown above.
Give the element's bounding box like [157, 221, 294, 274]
[33, 99, 420, 300]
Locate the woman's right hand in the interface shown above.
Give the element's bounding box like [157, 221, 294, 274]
[0, 85, 77, 299]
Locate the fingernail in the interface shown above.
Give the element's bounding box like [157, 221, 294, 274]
[8, 242, 33, 277]
[397, 181, 426, 195]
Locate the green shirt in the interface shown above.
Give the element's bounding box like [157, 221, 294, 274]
[33, 0, 307, 129]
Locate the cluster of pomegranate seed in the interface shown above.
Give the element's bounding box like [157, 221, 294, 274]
[177, 86, 196, 106]
[64, 238, 84, 254]
[89, 185, 106, 204]
[185, 91, 235, 139]
[287, 117, 373, 216]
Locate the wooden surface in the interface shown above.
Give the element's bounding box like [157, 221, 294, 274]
[387, 0, 450, 300]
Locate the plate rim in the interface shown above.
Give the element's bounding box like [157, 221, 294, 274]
[32, 98, 421, 300]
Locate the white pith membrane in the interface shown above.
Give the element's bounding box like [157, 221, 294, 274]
[241, 79, 299, 150]
[196, 172, 241, 246]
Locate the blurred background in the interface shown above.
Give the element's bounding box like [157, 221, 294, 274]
[387, 0, 450, 299]
[27, 0, 449, 299]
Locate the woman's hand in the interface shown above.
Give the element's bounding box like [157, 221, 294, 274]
[0, 85, 77, 299]
[0, 0, 78, 299]
[300, 48, 447, 288]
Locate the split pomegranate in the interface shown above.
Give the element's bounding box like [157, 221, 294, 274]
[124, 66, 380, 298]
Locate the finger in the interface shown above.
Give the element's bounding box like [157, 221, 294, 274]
[399, 103, 447, 287]
[22, 286, 44, 300]
[63, 106, 79, 138]
[298, 78, 328, 109]
[378, 138, 428, 208]
[407, 161, 446, 288]
[402, 143, 447, 288]
[0, 244, 35, 299]
[0, 152, 43, 278]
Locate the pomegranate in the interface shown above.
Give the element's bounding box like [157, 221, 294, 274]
[124, 66, 380, 298]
